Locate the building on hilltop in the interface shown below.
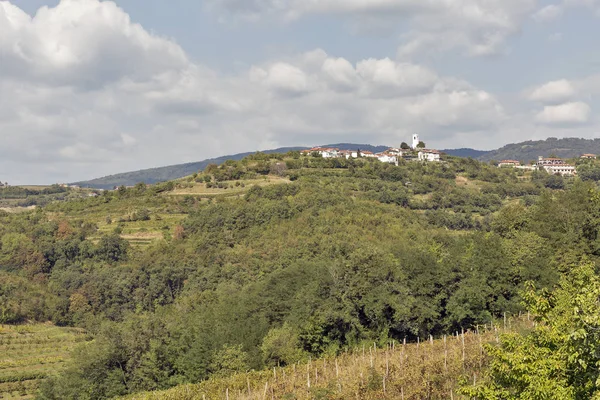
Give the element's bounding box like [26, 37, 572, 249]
[537, 156, 566, 167]
[377, 152, 399, 165]
[537, 156, 576, 176]
[581, 154, 597, 159]
[498, 160, 521, 168]
[301, 147, 339, 158]
[543, 164, 577, 176]
[412, 134, 420, 150]
[418, 149, 441, 162]
[387, 148, 408, 157]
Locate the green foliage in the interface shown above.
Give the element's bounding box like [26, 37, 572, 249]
[462, 260, 600, 399]
[261, 324, 306, 367]
[2, 151, 593, 399]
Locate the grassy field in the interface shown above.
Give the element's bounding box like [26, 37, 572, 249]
[0, 324, 88, 399]
[47, 176, 290, 247]
[125, 317, 532, 400]
[169, 176, 290, 197]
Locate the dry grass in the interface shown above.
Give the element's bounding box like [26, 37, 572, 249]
[0, 206, 36, 214]
[168, 177, 290, 197]
[125, 318, 533, 400]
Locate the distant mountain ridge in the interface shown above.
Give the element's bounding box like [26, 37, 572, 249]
[73, 138, 599, 189]
[477, 137, 600, 163]
[73, 143, 390, 189]
[441, 148, 491, 159]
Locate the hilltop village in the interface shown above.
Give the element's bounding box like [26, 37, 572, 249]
[300, 134, 440, 165]
[301, 134, 596, 177]
[498, 154, 597, 176]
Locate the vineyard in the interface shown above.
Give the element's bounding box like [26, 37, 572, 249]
[125, 317, 533, 400]
[0, 324, 88, 399]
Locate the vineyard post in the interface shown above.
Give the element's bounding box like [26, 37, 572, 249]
[386, 348, 389, 377]
[444, 335, 447, 373]
[461, 328, 465, 368]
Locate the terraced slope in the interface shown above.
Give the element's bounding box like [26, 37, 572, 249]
[0, 324, 87, 399]
[124, 318, 533, 400]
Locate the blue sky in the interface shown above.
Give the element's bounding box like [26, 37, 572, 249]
[2, 0, 600, 183]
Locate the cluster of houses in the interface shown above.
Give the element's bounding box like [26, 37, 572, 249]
[300, 135, 441, 165]
[498, 153, 597, 176]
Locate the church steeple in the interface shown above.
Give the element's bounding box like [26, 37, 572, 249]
[412, 134, 420, 150]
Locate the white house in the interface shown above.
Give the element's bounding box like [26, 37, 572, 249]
[498, 160, 521, 168]
[543, 164, 577, 176]
[581, 154, 597, 160]
[321, 148, 339, 158]
[360, 150, 377, 158]
[301, 147, 340, 158]
[537, 156, 565, 167]
[377, 153, 398, 165]
[418, 149, 441, 162]
[387, 148, 409, 157]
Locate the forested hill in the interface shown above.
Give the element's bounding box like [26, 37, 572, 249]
[72, 137, 600, 189]
[5, 149, 600, 398]
[72, 143, 390, 189]
[478, 137, 600, 162]
[441, 148, 490, 158]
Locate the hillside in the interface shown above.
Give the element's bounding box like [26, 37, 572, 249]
[124, 321, 527, 400]
[72, 144, 390, 189]
[2, 150, 600, 399]
[73, 137, 600, 190]
[442, 148, 490, 159]
[478, 137, 600, 163]
[0, 324, 87, 399]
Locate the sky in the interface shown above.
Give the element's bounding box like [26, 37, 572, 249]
[2, 0, 600, 184]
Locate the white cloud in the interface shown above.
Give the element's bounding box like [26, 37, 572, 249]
[0, 0, 187, 87]
[535, 102, 591, 125]
[528, 79, 576, 103]
[0, 0, 565, 185]
[208, 0, 536, 56]
[533, 5, 563, 22]
[251, 62, 311, 96]
[321, 57, 358, 91]
[355, 58, 438, 97]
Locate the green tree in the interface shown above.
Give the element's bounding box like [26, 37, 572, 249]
[400, 142, 410, 150]
[261, 324, 306, 367]
[95, 234, 129, 263]
[462, 260, 600, 399]
[417, 141, 426, 149]
[210, 344, 250, 377]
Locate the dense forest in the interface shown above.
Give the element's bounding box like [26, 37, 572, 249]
[2, 152, 600, 399]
